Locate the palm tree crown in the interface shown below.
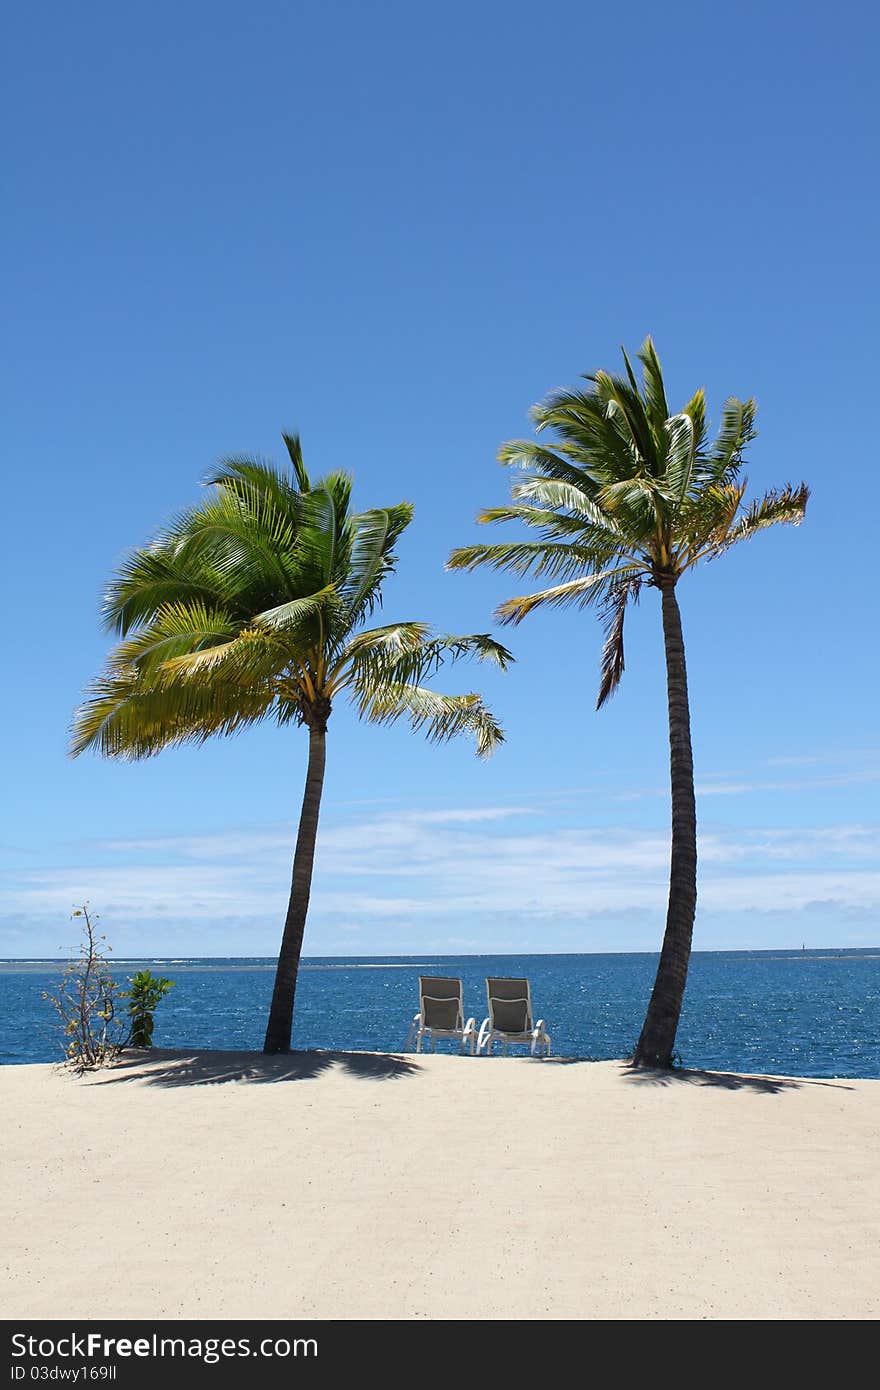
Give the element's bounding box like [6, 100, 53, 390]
[449, 337, 808, 704]
[73, 434, 511, 760]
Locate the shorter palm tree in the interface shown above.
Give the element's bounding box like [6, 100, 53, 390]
[72, 436, 512, 1052]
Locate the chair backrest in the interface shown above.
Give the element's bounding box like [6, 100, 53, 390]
[419, 976, 464, 1031]
[486, 977, 533, 1035]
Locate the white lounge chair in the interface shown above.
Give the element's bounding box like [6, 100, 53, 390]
[407, 976, 477, 1054]
[477, 977, 551, 1058]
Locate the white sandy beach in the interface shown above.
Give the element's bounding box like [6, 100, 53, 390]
[3, 1050, 879, 1321]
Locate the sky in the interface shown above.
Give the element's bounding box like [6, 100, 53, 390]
[3, 0, 878, 958]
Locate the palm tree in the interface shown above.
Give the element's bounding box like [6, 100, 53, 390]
[448, 339, 808, 1067]
[72, 435, 512, 1053]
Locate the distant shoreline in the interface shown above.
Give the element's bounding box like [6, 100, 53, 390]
[2, 945, 880, 968]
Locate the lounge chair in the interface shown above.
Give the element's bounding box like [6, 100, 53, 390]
[477, 977, 551, 1058]
[407, 976, 477, 1054]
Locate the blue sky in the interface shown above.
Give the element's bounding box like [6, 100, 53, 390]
[3, 1, 878, 957]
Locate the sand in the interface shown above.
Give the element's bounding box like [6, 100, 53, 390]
[2, 1049, 879, 1321]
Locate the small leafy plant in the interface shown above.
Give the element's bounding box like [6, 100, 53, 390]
[127, 969, 174, 1046]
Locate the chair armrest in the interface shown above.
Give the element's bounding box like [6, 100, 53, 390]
[531, 1020, 551, 1057]
[406, 1011, 425, 1051]
[477, 1018, 491, 1053]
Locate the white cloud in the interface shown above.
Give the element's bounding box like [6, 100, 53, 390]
[3, 811, 880, 939]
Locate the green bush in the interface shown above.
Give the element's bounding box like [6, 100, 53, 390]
[127, 969, 174, 1047]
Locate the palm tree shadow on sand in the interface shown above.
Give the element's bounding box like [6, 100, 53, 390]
[620, 1062, 854, 1094]
[84, 1048, 421, 1089]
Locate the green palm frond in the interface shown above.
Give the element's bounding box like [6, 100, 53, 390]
[676, 482, 748, 567]
[591, 368, 660, 476]
[637, 336, 669, 429]
[103, 546, 226, 636]
[157, 622, 288, 687]
[497, 439, 601, 492]
[596, 576, 642, 709]
[719, 484, 810, 551]
[663, 412, 698, 503]
[254, 583, 343, 633]
[70, 665, 271, 760]
[477, 505, 592, 539]
[353, 681, 504, 757]
[341, 620, 433, 661]
[495, 566, 642, 625]
[112, 600, 238, 677]
[508, 477, 619, 531]
[531, 390, 641, 481]
[701, 397, 758, 485]
[172, 489, 297, 598]
[281, 432, 311, 492]
[204, 456, 302, 522]
[346, 627, 513, 690]
[681, 387, 708, 459]
[448, 540, 621, 581]
[341, 503, 414, 622]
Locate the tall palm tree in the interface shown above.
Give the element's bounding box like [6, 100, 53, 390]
[449, 339, 808, 1067]
[72, 435, 512, 1053]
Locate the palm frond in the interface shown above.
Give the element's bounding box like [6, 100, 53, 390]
[509, 477, 623, 534]
[664, 412, 698, 503]
[112, 600, 238, 677]
[281, 432, 311, 492]
[103, 546, 226, 636]
[70, 665, 271, 760]
[591, 369, 660, 476]
[681, 387, 708, 461]
[637, 336, 669, 429]
[718, 483, 810, 552]
[353, 681, 504, 757]
[702, 397, 758, 484]
[497, 440, 602, 496]
[447, 540, 621, 581]
[478, 504, 591, 538]
[172, 490, 297, 598]
[345, 627, 513, 690]
[596, 576, 642, 709]
[158, 624, 288, 688]
[341, 503, 413, 622]
[204, 455, 301, 522]
[254, 584, 341, 632]
[494, 565, 642, 625]
[676, 482, 747, 567]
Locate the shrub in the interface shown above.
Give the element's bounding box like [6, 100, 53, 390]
[43, 906, 127, 1069]
[127, 969, 174, 1046]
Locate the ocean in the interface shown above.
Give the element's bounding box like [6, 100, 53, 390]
[2, 949, 879, 1077]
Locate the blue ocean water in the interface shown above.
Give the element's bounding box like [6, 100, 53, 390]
[2, 950, 878, 1077]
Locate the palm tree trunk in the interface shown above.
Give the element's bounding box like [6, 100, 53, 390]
[633, 577, 697, 1067]
[263, 724, 327, 1053]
